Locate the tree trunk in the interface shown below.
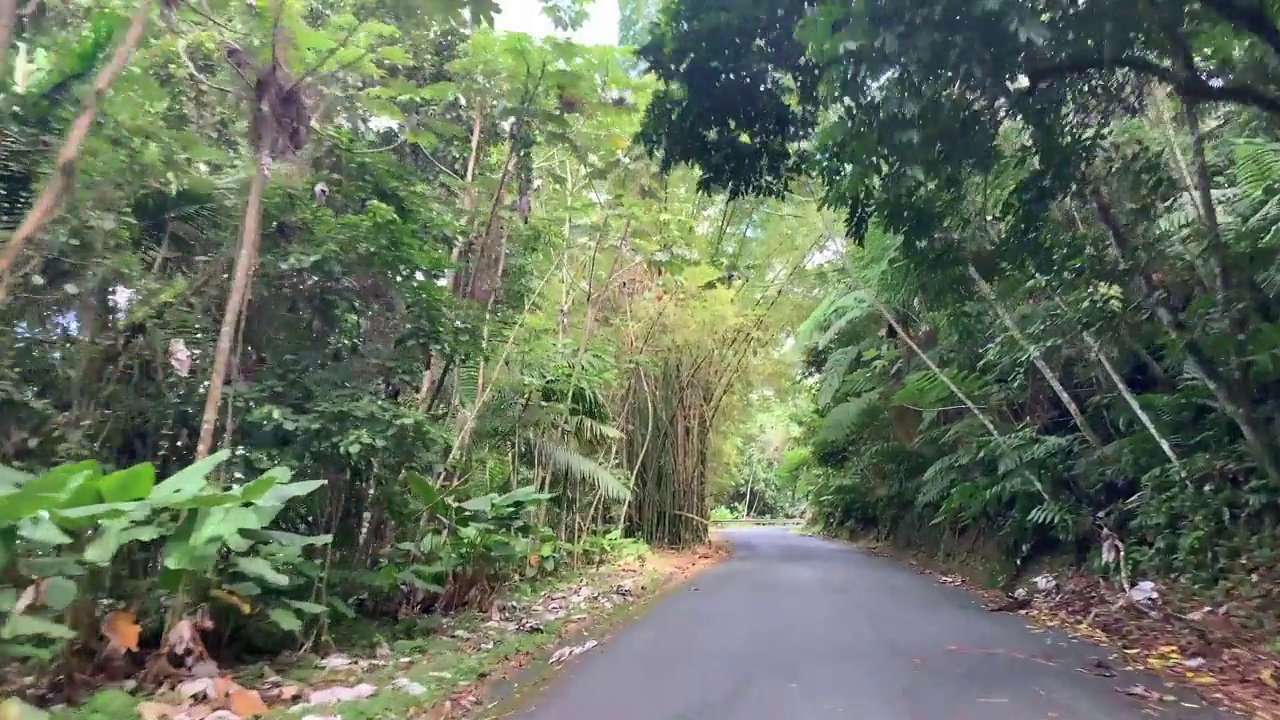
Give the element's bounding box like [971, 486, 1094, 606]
[968, 264, 1103, 448]
[1080, 329, 1182, 467]
[418, 111, 483, 412]
[196, 161, 267, 459]
[1089, 186, 1280, 485]
[0, 0, 16, 84]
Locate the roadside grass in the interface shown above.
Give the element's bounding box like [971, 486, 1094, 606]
[48, 541, 727, 720]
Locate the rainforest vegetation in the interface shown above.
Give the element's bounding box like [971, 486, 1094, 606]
[0, 0, 824, 712]
[637, 0, 1280, 604]
[5, 0, 1280, 714]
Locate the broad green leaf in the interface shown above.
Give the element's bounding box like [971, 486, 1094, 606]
[253, 479, 325, 506]
[241, 530, 332, 547]
[232, 556, 290, 586]
[1, 613, 75, 640]
[224, 582, 261, 597]
[190, 506, 263, 547]
[151, 450, 231, 505]
[406, 472, 442, 506]
[0, 463, 99, 524]
[284, 599, 328, 614]
[83, 522, 163, 565]
[0, 464, 32, 493]
[327, 598, 356, 619]
[459, 494, 494, 513]
[22, 557, 86, 577]
[266, 607, 302, 632]
[98, 463, 155, 503]
[238, 466, 291, 503]
[42, 577, 77, 611]
[54, 501, 149, 520]
[16, 516, 73, 546]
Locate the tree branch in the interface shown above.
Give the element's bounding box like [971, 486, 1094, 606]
[1026, 55, 1280, 114]
[0, 0, 16, 85]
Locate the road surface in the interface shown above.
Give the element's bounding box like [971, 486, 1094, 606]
[512, 527, 1224, 720]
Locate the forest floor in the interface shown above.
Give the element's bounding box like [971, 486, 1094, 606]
[47, 538, 730, 720]
[832, 531, 1280, 720]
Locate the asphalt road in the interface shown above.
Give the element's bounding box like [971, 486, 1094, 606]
[512, 527, 1226, 720]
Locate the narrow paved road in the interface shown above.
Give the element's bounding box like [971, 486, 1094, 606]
[513, 527, 1225, 720]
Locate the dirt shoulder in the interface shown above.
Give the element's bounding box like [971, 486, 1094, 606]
[43, 538, 730, 720]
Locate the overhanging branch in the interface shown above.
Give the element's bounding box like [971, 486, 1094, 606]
[1025, 55, 1280, 114]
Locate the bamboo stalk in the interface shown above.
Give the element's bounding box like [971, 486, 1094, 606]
[968, 264, 1103, 448]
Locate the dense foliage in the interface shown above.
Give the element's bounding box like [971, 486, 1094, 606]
[639, 0, 1280, 599]
[0, 0, 817, 702]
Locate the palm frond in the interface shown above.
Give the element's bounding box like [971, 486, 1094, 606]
[528, 435, 630, 501]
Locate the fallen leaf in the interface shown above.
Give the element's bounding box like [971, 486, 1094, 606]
[102, 610, 141, 654]
[179, 679, 216, 700]
[298, 684, 377, 708]
[227, 689, 267, 717]
[1260, 668, 1278, 689]
[391, 678, 427, 696]
[1118, 684, 1164, 701]
[212, 677, 241, 700]
[178, 706, 213, 720]
[136, 702, 176, 720]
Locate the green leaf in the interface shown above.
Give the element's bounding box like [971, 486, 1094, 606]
[151, 450, 231, 505]
[22, 557, 87, 577]
[54, 501, 149, 520]
[190, 506, 263, 547]
[233, 556, 290, 586]
[406, 472, 441, 506]
[0, 462, 99, 524]
[284, 600, 328, 614]
[42, 577, 77, 612]
[327, 598, 356, 619]
[238, 466, 291, 503]
[241, 530, 332, 547]
[253, 480, 325, 506]
[1, 613, 75, 640]
[224, 581, 262, 597]
[16, 516, 73, 545]
[378, 45, 411, 63]
[459, 494, 495, 513]
[266, 607, 302, 632]
[83, 522, 162, 565]
[98, 463, 155, 503]
[0, 464, 33, 494]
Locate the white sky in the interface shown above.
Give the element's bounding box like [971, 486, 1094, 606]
[494, 0, 620, 46]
